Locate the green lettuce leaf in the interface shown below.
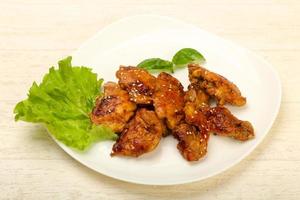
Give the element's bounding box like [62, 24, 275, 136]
[14, 56, 117, 151]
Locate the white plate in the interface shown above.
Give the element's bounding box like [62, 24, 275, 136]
[54, 15, 281, 185]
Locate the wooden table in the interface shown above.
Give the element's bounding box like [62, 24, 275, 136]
[1, 0, 299, 199]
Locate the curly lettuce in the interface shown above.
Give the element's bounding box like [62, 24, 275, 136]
[14, 56, 117, 151]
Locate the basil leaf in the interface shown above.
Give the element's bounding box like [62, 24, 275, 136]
[172, 48, 205, 68]
[137, 58, 174, 73]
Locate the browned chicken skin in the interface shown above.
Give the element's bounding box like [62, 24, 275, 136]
[90, 82, 136, 133]
[184, 83, 210, 108]
[188, 64, 246, 106]
[173, 123, 209, 161]
[116, 66, 156, 104]
[111, 108, 164, 157]
[90, 65, 254, 161]
[170, 85, 210, 162]
[153, 72, 185, 129]
[185, 103, 254, 141]
[184, 76, 254, 141]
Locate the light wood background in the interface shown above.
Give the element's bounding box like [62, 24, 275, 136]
[1, 0, 300, 199]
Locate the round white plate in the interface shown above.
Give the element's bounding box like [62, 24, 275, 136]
[54, 15, 281, 185]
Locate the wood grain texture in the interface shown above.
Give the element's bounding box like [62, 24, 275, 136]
[1, 0, 300, 199]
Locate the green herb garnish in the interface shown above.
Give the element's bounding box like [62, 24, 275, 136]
[137, 58, 174, 73]
[137, 48, 205, 73]
[172, 48, 205, 68]
[14, 56, 117, 151]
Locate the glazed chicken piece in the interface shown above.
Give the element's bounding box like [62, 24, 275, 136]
[173, 123, 209, 161]
[188, 64, 246, 106]
[153, 72, 185, 129]
[116, 66, 156, 104]
[184, 83, 210, 108]
[91, 82, 136, 133]
[185, 104, 254, 141]
[111, 108, 164, 157]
